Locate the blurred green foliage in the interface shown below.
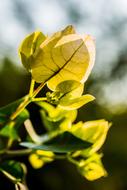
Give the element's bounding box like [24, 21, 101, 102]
[0, 58, 30, 107]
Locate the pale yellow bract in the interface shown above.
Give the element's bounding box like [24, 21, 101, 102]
[30, 25, 95, 90]
[70, 119, 110, 156]
[83, 162, 107, 181]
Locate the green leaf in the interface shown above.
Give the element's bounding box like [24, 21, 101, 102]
[59, 94, 95, 110]
[59, 118, 72, 132]
[37, 101, 55, 115]
[30, 25, 95, 90]
[46, 80, 84, 105]
[38, 102, 64, 131]
[0, 121, 19, 140]
[70, 120, 110, 156]
[0, 113, 8, 125]
[55, 80, 84, 98]
[38, 102, 77, 131]
[38, 101, 77, 121]
[40, 109, 64, 131]
[19, 31, 46, 70]
[63, 109, 77, 123]
[21, 131, 92, 153]
[0, 98, 29, 140]
[0, 160, 26, 183]
[0, 97, 24, 118]
[0, 108, 29, 140]
[40, 108, 77, 131]
[78, 153, 107, 181]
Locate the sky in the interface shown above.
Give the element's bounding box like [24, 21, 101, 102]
[0, 0, 127, 51]
[0, 0, 127, 109]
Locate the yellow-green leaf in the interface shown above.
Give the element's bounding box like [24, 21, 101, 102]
[30, 25, 95, 90]
[46, 80, 84, 105]
[19, 31, 46, 70]
[70, 120, 110, 156]
[37, 101, 77, 122]
[29, 150, 54, 169]
[59, 118, 72, 131]
[59, 94, 95, 110]
[0, 160, 27, 183]
[38, 101, 77, 131]
[56, 80, 84, 98]
[78, 153, 107, 181]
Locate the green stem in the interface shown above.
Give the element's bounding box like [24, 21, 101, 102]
[32, 82, 45, 98]
[67, 154, 79, 166]
[55, 155, 66, 160]
[32, 97, 47, 102]
[0, 170, 19, 183]
[1, 148, 66, 160]
[29, 79, 35, 97]
[10, 82, 45, 121]
[10, 95, 30, 120]
[0, 149, 32, 161]
[5, 149, 32, 156]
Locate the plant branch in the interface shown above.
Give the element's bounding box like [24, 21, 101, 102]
[10, 82, 45, 121]
[67, 154, 79, 166]
[29, 79, 35, 97]
[1, 148, 66, 160]
[32, 97, 47, 102]
[5, 149, 32, 156]
[10, 95, 30, 120]
[32, 82, 45, 98]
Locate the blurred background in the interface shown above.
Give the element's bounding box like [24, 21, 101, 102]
[0, 0, 127, 189]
